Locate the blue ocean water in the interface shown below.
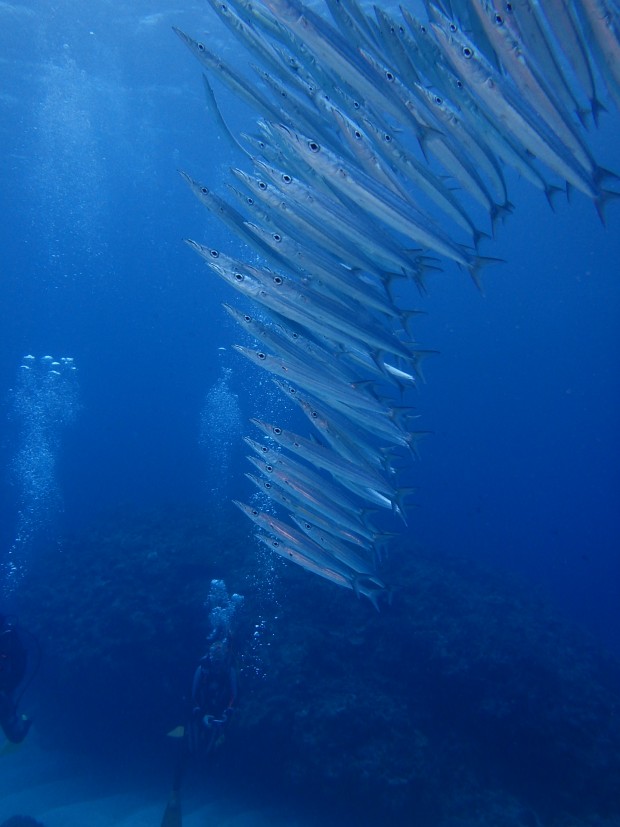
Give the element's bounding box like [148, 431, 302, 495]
[0, 1, 619, 824]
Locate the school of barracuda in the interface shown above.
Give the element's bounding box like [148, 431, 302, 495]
[176, 0, 619, 608]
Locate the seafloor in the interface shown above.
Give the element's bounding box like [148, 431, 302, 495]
[3, 504, 620, 827]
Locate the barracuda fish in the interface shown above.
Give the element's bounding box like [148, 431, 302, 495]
[240, 160, 435, 291]
[289, 513, 377, 574]
[468, 0, 596, 174]
[179, 173, 289, 264]
[410, 83, 513, 225]
[527, 0, 603, 123]
[222, 304, 358, 382]
[400, 5, 455, 91]
[432, 21, 617, 216]
[358, 46, 506, 225]
[259, 0, 415, 125]
[488, 0, 589, 124]
[190, 241, 410, 359]
[173, 27, 286, 124]
[329, 104, 423, 208]
[272, 379, 392, 469]
[573, 0, 620, 111]
[272, 372, 421, 451]
[270, 121, 501, 285]
[176, 0, 618, 604]
[372, 6, 423, 93]
[244, 438, 383, 518]
[254, 532, 387, 609]
[233, 345, 396, 419]
[246, 455, 377, 535]
[234, 263, 419, 362]
[203, 0, 308, 94]
[243, 220, 403, 318]
[250, 419, 398, 500]
[234, 501, 387, 593]
[245, 471, 382, 554]
[431, 64, 566, 206]
[325, 0, 382, 53]
[329, 104, 490, 245]
[233, 500, 351, 572]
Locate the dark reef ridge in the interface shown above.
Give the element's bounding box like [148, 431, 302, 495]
[14, 505, 620, 827]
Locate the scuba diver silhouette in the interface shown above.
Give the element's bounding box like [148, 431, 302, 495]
[0, 614, 34, 745]
[161, 632, 238, 827]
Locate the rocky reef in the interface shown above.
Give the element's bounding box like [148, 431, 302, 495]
[14, 505, 620, 827]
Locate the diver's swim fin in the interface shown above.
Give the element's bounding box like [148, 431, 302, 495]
[160, 790, 182, 827]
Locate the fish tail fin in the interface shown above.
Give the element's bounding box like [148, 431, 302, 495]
[393, 486, 419, 524]
[594, 187, 620, 226]
[405, 430, 433, 459]
[544, 182, 566, 211]
[590, 95, 607, 127]
[472, 226, 491, 250]
[490, 200, 515, 236]
[409, 349, 439, 384]
[575, 103, 591, 129]
[466, 254, 504, 295]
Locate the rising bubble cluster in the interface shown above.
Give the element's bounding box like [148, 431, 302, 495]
[199, 365, 243, 502]
[206, 578, 244, 643]
[3, 354, 80, 592]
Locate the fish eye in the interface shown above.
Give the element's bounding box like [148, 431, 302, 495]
[354, 130, 362, 139]
[288, 387, 297, 394]
[197, 42, 206, 51]
[200, 186, 208, 194]
[265, 464, 273, 471]
[257, 352, 267, 360]
[384, 70, 395, 82]
[449, 22, 457, 32]
[307, 140, 320, 152]
[258, 180, 267, 190]
[419, 24, 426, 34]
[234, 272, 244, 281]
[494, 13, 503, 25]
[246, 196, 254, 205]
[311, 410, 318, 418]
[291, 332, 299, 339]
[456, 79, 464, 89]
[273, 426, 282, 435]
[293, 441, 300, 448]
[462, 46, 473, 59]
[243, 314, 251, 321]
[434, 95, 442, 105]
[281, 174, 292, 184]
[304, 522, 311, 529]
[264, 481, 271, 489]
[273, 233, 282, 242]
[210, 249, 219, 258]
[505, 2, 513, 11]
[384, 133, 392, 143]
[353, 100, 360, 109]
[260, 445, 268, 453]
[272, 275, 283, 285]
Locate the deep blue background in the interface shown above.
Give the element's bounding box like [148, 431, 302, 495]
[0, 1, 618, 653]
